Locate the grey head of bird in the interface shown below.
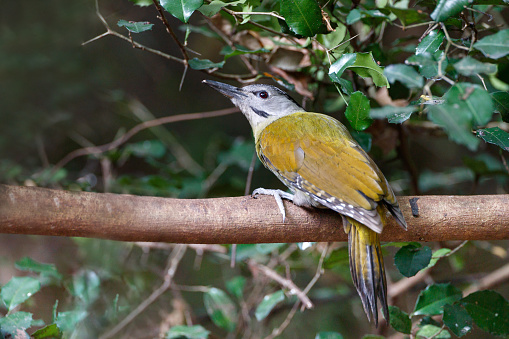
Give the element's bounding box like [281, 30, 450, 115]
[203, 80, 304, 136]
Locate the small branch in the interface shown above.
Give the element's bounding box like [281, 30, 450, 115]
[151, 0, 189, 62]
[52, 107, 238, 173]
[99, 244, 187, 339]
[248, 260, 314, 309]
[464, 262, 509, 295]
[228, 11, 285, 21]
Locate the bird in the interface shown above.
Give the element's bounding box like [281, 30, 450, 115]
[203, 79, 408, 326]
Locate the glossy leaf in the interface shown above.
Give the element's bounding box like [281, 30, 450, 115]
[226, 276, 246, 300]
[428, 104, 480, 151]
[255, 290, 285, 321]
[351, 131, 372, 152]
[473, 29, 509, 59]
[348, 53, 390, 88]
[189, 58, 225, 70]
[445, 83, 494, 127]
[198, 0, 245, 17]
[160, 0, 204, 23]
[461, 290, 509, 335]
[55, 310, 88, 332]
[280, 0, 326, 37]
[345, 91, 372, 131]
[329, 53, 357, 83]
[491, 91, 509, 122]
[166, 325, 210, 339]
[387, 6, 429, 27]
[431, 0, 471, 22]
[476, 127, 509, 151]
[394, 244, 432, 277]
[388, 305, 411, 334]
[453, 56, 497, 76]
[384, 64, 424, 89]
[413, 283, 462, 316]
[427, 248, 452, 269]
[204, 288, 237, 332]
[117, 20, 154, 33]
[221, 45, 270, 60]
[0, 311, 33, 335]
[370, 105, 418, 123]
[406, 52, 448, 79]
[416, 324, 451, 338]
[315, 332, 344, 339]
[32, 324, 61, 339]
[416, 30, 445, 55]
[15, 257, 62, 281]
[443, 303, 473, 337]
[1, 276, 41, 312]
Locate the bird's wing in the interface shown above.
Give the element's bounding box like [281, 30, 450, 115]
[257, 112, 401, 233]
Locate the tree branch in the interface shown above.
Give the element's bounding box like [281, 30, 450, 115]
[1, 184, 509, 243]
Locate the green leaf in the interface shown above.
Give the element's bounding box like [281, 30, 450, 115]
[413, 283, 463, 316]
[203, 288, 237, 332]
[280, 0, 326, 37]
[188, 58, 225, 70]
[68, 270, 100, 305]
[0, 312, 33, 335]
[443, 303, 473, 337]
[329, 53, 357, 83]
[394, 244, 432, 277]
[384, 64, 424, 89]
[117, 20, 154, 33]
[491, 91, 509, 122]
[370, 105, 418, 123]
[428, 104, 480, 151]
[128, 0, 153, 6]
[430, 0, 471, 22]
[160, 0, 204, 23]
[416, 30, 445, 55]
[32, 324, 61, 339]
[388, 305, 412, 334]
[346, 9, 362, 25]
[198, 0, 245, 17]
[461, 290, 509, 335]
[15, 257, 62, 282]
[416, 324, 451, 338]
[55, 310, 88, 332]
[345, 91, 372, 131]
[427, 248, 452, 269]
[351, 131, 372, 152]
[386, 6, 430, 27]
[473, 29, 509, 59]
[406, 52, 448, 79]
[226, 276, 246, 300]
[315, 332, 344, 339]
[1, 277, 41, 312]
[166, 325, 210, 339]
[445, 83, 494, 127]
[453, 56, 497, 76]
[477, 127, 509, 151]
[348, 52, 390, 88]
[255, 290, 285, 321]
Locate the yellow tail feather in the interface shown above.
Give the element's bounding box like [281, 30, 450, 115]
[343, 214, 389, 326]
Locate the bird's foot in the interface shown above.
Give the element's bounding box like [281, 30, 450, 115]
[252, 188, 294, 223]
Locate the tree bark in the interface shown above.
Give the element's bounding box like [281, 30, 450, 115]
[1, 184, 508, 243]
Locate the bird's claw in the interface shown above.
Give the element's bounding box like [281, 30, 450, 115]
[252, 188, 294, 223]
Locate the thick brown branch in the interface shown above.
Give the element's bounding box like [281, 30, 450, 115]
[1, 184, 509, 243]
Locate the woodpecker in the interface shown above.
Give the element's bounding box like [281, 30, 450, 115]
[203, 80, 407, 326]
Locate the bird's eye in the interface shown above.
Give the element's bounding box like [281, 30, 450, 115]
[258, 91, 269, 99]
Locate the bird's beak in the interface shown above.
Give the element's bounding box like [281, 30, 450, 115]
[202, 80, 247, 99]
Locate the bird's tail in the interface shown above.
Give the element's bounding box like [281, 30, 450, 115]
[343, 211, 388, 326]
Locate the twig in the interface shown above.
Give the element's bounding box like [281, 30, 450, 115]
[248, 259, 314, 309]
[151, 0, 189, 61]
[99, 244, 187, 339]
[229, 11, 285, 21]
[83, 0, 184, 64]
[264, 300, 300, 339]
[464, 262, 509, 295]
[52, 107, 238, 173]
